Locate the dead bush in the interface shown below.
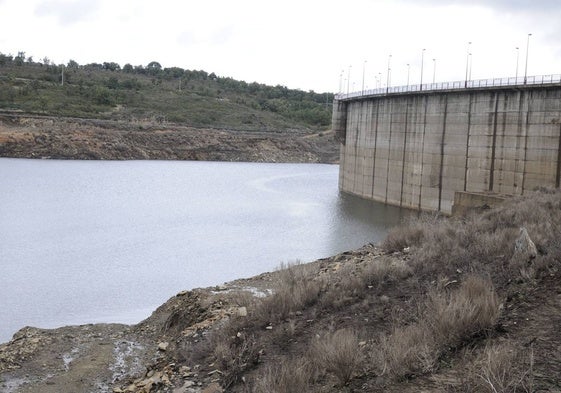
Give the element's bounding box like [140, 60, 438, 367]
[375, 276, 500, 380]
[460, 342, 532, 393]
[310, 328, 363, 385]
[361, 256, 412, 286]
[212, 331, 259, 388]
[425, 275, 500, 348]
[376, 323, 438, 378]
[252, 357, 313, 393]
[254, 263, 323, 325]
[382, 220, 426, 252]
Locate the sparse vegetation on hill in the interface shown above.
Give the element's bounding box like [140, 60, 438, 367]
[0, 51, 333, 131]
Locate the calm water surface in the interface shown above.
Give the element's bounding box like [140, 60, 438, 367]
[0, 159, 410, 342]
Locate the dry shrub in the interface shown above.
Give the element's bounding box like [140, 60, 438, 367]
[460, 342, 532, 393]
[382, 217, 428, 252]
[375, 276, 500, 380]
[319, 263, 364, 310]
[310, 328, 363, 385]
[361, 256, 412, 286]
[252, 357, 313, 393]
[212, 331, 259, 388]
[254, 263, 323, 325]
[376, 323, 438, 378]
[425, 275, 500, 347]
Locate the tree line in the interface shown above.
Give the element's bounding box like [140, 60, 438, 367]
[0, 50, 333, 128]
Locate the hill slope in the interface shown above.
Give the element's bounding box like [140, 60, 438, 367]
[0, 53, 333, 132]
[0, 53, 338, 162]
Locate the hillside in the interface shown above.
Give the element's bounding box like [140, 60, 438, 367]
[2, 189, 561, 392]
[0, 52, 333, 132]
[0, 52, 338, 163]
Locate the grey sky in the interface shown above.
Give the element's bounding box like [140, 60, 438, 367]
[1, 0, 560, 93]
[35, 0, 101, 26]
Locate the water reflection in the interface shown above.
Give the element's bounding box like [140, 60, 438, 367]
[326, 192, 414, 253]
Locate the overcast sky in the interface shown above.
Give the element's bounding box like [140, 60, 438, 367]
[1, 0, 559, 93]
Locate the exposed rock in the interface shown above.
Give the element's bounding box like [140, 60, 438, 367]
[514, 227, 538, 260]
[201, 382, 223, 393]
[237, 306, 248, 317]
[158, 342, 169, 351]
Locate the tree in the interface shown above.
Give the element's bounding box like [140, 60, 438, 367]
[122, 63, 134, 73]
[103, 62, 120, 71]
[14, 51, 25, 66]
[0, 53, 13, 66]
[67, 59, 79, 68]
[146, 61, 162, 75]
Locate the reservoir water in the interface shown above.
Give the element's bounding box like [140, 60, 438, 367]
[0, 159, 410, 343]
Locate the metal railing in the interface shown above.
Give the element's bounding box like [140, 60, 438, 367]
[335, 74, 561, 100]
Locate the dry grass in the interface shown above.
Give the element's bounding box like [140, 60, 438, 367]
[310, 328, 363, 385]
[182, 190, 561, 392]
[252, 357, 313, 393]
[382, 215, 429, 252]
[459, 342, 532, 393]
[376, 275, 500, 379]
[212, 331, 259, 389]
[425, 275, 500, 347]
[376, 323, 438, 378]
[253, 263, 323, 326]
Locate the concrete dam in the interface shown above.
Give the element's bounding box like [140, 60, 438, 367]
[333, 77, 561, 214]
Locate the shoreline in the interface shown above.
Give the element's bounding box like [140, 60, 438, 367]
[3, 189, 561, 391]
[0, 114, 340, 164]
[0, 244, 379, 392]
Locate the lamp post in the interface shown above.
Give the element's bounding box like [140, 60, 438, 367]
[468, 53, 472, 81]
[362, 60, 367, 95]
[406, 63, 410, 87]
[386, 54, 392, 93]
[420, 49, 426, 91]
[432, 58, 436, 84]
[464, 41, 471, 87]
[347, 65, 351, 94]
[524, 33, 532, 84]
[515, 47, 520, 81]
[378, 72, 382, 89]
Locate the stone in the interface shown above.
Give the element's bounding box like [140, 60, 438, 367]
[202, 382, 223, 393]
[236, 307, 247, 317]
[158, 342, 169, 351]
[514, 227, 538, 259]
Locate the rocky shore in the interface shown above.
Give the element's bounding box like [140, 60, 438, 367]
[0, 114, 339, 164]
[0, 246, 378, 393]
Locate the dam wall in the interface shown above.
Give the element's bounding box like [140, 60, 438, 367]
[336, 86, 561, 214]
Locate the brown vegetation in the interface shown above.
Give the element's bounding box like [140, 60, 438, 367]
[190, 188, 561, 392]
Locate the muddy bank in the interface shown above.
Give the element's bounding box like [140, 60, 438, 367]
[0, 114, 339, 164]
